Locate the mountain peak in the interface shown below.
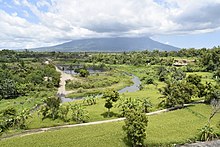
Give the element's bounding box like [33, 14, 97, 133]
[31, 36, 179, 52]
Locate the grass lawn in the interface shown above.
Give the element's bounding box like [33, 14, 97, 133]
[1, 104, 219, 147]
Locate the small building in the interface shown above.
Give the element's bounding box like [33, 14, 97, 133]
[173, 59, 195, 66]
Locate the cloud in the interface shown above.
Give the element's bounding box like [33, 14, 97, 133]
[0, 0, 220, 49]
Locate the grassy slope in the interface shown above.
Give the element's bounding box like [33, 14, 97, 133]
[1, 104, 219, 147]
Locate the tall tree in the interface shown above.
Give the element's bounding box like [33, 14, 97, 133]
[123, 109, 148, 147]
[102, 90, 119, 117]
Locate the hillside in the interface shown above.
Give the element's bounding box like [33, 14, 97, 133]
[31, 37, 179, 52]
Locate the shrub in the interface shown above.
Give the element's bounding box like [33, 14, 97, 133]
[198, 125, 218, 141]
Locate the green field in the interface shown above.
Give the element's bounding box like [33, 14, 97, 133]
[1, 50, 220, 146]
[1, 104, 219, 147]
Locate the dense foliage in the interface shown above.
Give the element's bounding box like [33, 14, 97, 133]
[123, 108, 148, 147]
[0, 61, 60, 100]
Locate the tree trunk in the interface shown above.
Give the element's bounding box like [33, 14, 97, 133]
[108, 108, 110, 117]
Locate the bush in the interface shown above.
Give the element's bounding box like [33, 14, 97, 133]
[145, 78, 154, 84]
[79, 69, 89, 77]
[198, 125, 218, 141]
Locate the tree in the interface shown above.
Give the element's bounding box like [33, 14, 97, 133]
[117, 97, 140, 117]
[186, 74, 202, 86]
[0, 78, 19, 99]
[79, 69, 90, 77]
[40, 96, 61, 120]
[59, 104, 70, 122]
[123, 109, 148, 147]
[0, 108, 30, 133]
[140, 98, 152, 113]
[186, 74, 205, 98]
[159, 81, 197, 108]
[70, 104, 88, 123]
[157, 66, 168, 82]
[102, 90, 119, 117]
[205, 86, 220, 104]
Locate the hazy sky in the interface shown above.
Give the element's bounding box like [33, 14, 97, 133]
[0, 0, 220, 49]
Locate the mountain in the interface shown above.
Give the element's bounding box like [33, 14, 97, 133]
[31, 37, 179, 52]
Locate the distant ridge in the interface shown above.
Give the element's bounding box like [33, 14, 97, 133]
[30, 37, 179, 52]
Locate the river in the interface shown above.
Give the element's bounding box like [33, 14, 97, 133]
[56, 67, 141, 103]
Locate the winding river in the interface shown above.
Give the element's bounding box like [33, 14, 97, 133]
[56, 67, 141, 103]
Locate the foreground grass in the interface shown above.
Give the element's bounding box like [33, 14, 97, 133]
[1, 104, 219, 147]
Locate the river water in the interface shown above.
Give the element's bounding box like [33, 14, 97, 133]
[59, 69, 141, 103]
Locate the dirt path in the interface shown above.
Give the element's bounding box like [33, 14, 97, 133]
[55, 66, 76, 95]
[0, 102, 203, 141]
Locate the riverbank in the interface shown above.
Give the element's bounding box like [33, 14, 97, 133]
[56, 65, 140, 102]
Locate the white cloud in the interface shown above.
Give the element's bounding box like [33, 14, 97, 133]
[36, 0, 50, 8]
[13, 0, 20, 5]
[0, 0, 220, 49]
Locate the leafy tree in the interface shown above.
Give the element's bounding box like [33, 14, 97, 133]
[102, 90, 119, 117]
[0, 108, 30, 133]
[170, 67, 186, 81]
[117, 97, 140, 117]
[79, 69, 90, 77]
[140, 98, 152, 113]
[157, 66, 168, 82]
[213, 69, 220, 82]
[186, 74, 202, 86]
[59, 104, 70, 122]
[186, 74, 206, 97]
[159, 81, 197, 108]
[70, 104, 88, 123]
[0, 78, 19, 99]
[40, 96, 61, 120]
[104, 99, 113, 117]
[123, 109, 148, 147]
[205, 86, 220, 104]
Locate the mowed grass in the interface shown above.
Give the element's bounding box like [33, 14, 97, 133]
[1, 104, 219, 147]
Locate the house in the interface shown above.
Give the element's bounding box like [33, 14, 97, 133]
[173, 59, 195, 66]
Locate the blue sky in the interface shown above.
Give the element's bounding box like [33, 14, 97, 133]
[152, 30, 220, 48]
[0, 0, 220, 49]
